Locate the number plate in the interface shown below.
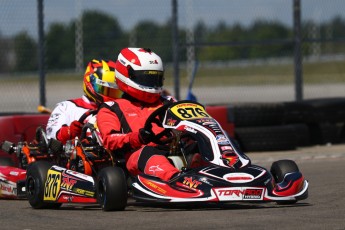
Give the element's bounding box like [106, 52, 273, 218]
[44, 169, 61, 201]
[170, 103, 210, 120]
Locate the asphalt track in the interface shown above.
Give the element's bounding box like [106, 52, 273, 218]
[1, 144, 345, 230]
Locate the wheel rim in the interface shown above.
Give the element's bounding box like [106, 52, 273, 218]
[98, 180, 106, 206]
[26, 176, 36, 198]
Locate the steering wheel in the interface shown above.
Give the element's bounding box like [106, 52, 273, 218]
[78, 109, 98, 123]
[79, 110, 98, 141]
[143, 101, 175, 145]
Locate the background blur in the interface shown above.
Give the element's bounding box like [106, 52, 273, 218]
[1, 0, 345, 112]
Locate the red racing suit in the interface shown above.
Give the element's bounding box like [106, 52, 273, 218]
[46, 95, 97, 144]
[97, 95, 179, 182]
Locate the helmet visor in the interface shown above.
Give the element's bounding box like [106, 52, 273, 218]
[129, 69, 164, 88]
[91, 75, 119, 96]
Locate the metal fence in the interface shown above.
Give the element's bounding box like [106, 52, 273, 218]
[0, 0, 345, 112]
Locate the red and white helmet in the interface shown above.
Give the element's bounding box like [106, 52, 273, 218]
[115, 48, 164, 104]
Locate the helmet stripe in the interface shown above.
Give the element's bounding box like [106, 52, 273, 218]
[122, 48, 141, 66]
[115, 60, 128, 77]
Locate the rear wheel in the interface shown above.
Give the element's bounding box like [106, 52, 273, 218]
[25, 161, 62, 209]
[96, 167, 127, 211]
[270, 159, 300, 205]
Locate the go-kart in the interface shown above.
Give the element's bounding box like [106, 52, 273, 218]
[25, 100, 308, 211]
[25, 111, 127, 209]
[0, 162, 26, 199]
[0, 110, 96, 199]
[0, 126, 63, 199]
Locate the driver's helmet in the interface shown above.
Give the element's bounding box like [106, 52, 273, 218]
[83, 59, 122, 105]
[115, 47, 164, 104]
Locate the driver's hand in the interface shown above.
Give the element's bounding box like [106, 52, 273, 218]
[138, 128, 154, 144]
[69, 120, 83, 138]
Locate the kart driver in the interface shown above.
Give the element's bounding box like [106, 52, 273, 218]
[46, 59, 122, 144]
[97, 47, 180, 182]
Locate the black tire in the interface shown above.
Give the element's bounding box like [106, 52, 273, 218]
[270, 160, 300, 205]
[270, 159, 299, 183]
[305, 97, 345, 123]
[0, 157, 15, 166]
[96, 167, 127, 211]
[235, 125, 298, 152]
[25, 161, 62, 209]
[228, 102, 285, 127]
[308, 122, 342, 145]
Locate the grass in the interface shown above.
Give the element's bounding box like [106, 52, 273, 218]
[2, 59, 345, 87]
[164, 59, 345, 87]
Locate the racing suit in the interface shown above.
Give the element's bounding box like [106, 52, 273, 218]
[46, 95, 97, 144]
[97, 94, 180, 182]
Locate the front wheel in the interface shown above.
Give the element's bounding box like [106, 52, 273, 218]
[25, 161, 62, 209]
[270, 159, 299, 183]
[270, 159, 300, 205]
[96, 166, 127, 211]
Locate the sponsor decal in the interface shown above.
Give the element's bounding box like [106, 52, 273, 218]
[214, 187, 243, 201]
[166, 118, 177, 126]
[148, 165, 164, 175]
[214, 187, 264, 201]
[65, 170, 94, 182]
[221, 146, 233, 151]
[73, 188, 95, 197]
[184, 126, 197, 134]
[223, 173, 254, 183]
[199, 177, 213, 186]
[221, 151, 239, 167]
[9, 171, 20, 176]
[61, 177, 77, 191]
[111, 133, 127, 137]
[0, 183, 15, 194]
[144, 180, 167, 194]
[202, 121, 217, 125]
[243, 188, 264, 200]
[196, 118, 214, 124]
[62, 195, 74, 202]
[149, 60, 159, 64]
[183, 177, 202, 189]
[216, 135, 230, 145]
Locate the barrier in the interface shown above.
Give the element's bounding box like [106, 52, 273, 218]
[0, 114, 49, 163]
[206, 105, 235, 138]
[1, 98, 344, 156]
[231, 97, 345, 151]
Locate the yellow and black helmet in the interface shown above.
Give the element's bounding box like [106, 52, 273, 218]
[83, 59, 122, 105]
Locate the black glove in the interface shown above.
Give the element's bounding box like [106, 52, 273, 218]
[139, 128, 155, 144]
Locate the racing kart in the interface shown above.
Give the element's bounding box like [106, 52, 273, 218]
[0, 110, 96, 199]
[0, 126, 62, 199]
[25, 100, 309, 211]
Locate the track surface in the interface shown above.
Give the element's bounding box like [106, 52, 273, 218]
[1, 144, 345, 230]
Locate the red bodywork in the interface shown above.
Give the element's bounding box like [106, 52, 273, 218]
[0, 114, 49, 164]
[0, 166, 26, 199]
